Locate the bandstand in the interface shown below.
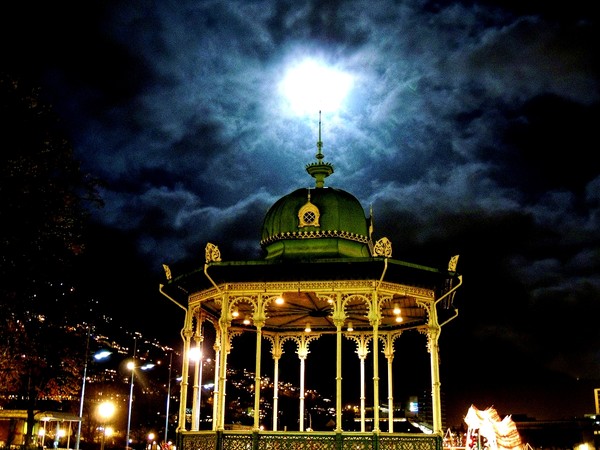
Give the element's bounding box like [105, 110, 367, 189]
[159, 120, 462, 450]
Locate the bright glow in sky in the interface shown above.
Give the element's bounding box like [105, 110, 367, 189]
[10, 0, 597, 426]
[279, 59, 353, 116]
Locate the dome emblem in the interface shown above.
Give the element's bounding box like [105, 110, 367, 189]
[373, 237, 392, 257]
[298, 189, 320, 228]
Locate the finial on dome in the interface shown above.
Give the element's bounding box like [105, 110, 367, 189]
[316, 110, 323, 161]
[306, 110, 334, 188]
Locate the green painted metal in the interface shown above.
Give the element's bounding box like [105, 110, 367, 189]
[261, 187, 372, 260]
[179, 431, 442, 450]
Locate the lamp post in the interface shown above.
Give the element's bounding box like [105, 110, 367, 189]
[98, 401, 115, 450]
[76, 327, 112, 450]
[125, 337, 137, 450]
[147, 432, 155, 450]
[164, 351, 172, 443]
[125, 336, 155, 449]
[75, 328, 91, 450]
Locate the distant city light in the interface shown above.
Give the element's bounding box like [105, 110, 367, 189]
[94, 350, 112, 360]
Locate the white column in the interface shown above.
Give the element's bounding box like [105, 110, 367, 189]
[335, 323, 343, 432]
[215, 296, 230, 431]
[372, 322, 380, 432]
[217, 335, 229, 430]
[211, 339, 221, 431]
[296, 333, 315, 432]
[386, 354, 394, 433]
[299, 355, 306, 431]
[360, 355, 366, 432]
[429, 302, 443, 434]
[272, 355, 280, 430]
[330, 293, 344, 433]
[191, 328, 203, 431]
[270, 334, 284, 431]
[351, 335, 369, 433]
[178, 323, 193, 432]
[253, 326, 263, 431]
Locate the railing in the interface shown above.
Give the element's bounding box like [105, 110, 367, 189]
[179, 430, 442, 450]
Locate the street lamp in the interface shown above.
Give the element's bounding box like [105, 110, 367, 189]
[76, 327, 112, 450]
[125, 337, 155, 449]
[164, 351, 173, 443]
[125, 338, 137, 450]
[147, 432, 155, 450]
[98, 401, 115, 450]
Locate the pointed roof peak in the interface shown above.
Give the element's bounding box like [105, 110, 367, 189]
[306, 110, 334, 188]
[316, 110, 324, 161]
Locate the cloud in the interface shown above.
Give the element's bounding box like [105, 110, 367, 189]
[3, 0, 598, 424]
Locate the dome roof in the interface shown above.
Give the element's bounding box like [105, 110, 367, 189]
[260, 186, 373, 260]
[260, 112, 374, 260]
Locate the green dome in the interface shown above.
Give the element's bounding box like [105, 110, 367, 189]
[261, 187, 373, 260]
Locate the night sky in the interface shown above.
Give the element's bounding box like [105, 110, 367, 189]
[2, 0, 599, 428]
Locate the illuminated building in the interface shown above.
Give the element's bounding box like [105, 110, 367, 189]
[159, 117, 462, 449]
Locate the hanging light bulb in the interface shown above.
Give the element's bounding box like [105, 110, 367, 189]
[347, 322, 354, 332]
[395, 316, 403, 323]
[243, 315, 251, 325]
[393, 303, 401, 315]
[275, 296, 284, 305]
[232, 308, 239, 318]
[305, 323, 312, 332]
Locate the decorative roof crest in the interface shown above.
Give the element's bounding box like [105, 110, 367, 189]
[305, 111, 334, 187]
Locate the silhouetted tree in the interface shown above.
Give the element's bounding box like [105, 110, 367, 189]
[0, 72, 103, 447]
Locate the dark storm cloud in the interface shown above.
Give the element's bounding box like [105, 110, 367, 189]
[3, 0, 598, 424]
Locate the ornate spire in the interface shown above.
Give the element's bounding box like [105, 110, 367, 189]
[306, 111, 334, 188]
[316, 110, 324, 161]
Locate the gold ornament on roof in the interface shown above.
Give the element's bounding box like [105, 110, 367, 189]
[162, 263, 172, 280]
[298, 188, 321, 228]
[205, 242, 222, 263]
[448, 254, 460, 272]
[373, 237, 392, 257]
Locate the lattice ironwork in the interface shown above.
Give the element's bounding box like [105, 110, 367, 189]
[379, 434, 440, 450]
[340, 433, 374, 450]
[259, 433, 337, 450]
[180, 431, 441, 450]
[182, 432, 218, 450]
[223, 433, 254, 450]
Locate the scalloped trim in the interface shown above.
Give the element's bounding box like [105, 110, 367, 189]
[260, 229, 370, 246]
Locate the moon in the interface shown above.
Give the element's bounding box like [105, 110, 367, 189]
[279, 58, 353, 116]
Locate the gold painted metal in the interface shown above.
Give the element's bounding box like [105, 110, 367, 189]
[298, 191, 321, 228]
[162, 243, 461, 450]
